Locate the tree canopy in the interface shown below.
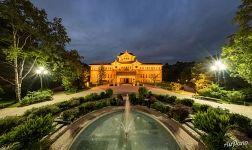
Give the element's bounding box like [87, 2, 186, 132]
[0, 0, 84, 101]
[221, 0, 252, 84]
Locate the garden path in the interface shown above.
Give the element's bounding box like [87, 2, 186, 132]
[147, 85, 252, 119]
[0, 84, 251, 119]
[0, 86, 105, 118]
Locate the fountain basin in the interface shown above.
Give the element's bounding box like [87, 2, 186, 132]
[70, 110, 181, 150]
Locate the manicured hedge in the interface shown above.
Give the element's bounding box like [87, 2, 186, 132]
[62, 108, 79, 122]
[150, 102, 171, 114]
[176, 98, 194, 107]
[192, 103, 210, 113]
[78, 99, 111, 115]
[21, 89, 53, 105]
[0, 116, 23, 136]
[0, 114, 54, 149]
[154, 94, 177, 105]
[171, 104, 190, 122]
[24, 105, 61, 118]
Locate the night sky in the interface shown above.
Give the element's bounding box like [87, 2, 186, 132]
[32, 0, 240, 64]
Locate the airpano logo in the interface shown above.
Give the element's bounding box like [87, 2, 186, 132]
[224, 140, 248, 147]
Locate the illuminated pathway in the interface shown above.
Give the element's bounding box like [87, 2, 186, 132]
[0, 86, 105, 118]
[0, 84, 251, 119]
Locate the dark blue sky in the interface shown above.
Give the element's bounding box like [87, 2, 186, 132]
[32, 0, 240, 64]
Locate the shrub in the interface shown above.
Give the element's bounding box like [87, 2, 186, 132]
[24, 105, 60, 117]
[100, 92, 106, 99]
[78, 102, 95, 115]
[85, 93, 100, 101]
[166, 96, 177, 104]
[56, 101, 71, 110]
[69, 98, 81, 107]
[199, 104, 210, 112]
[129, 93, 138, 105]
[78, 99, 110, 115]
[229, 113, 252, 138]
[198, 84, 225, 99]
[241, 87, 252, 102]
[171, 104, 190, 122]
[138, 87, 148, 98]
[0, 114, 54, 148]
[151, 102, 171, 114]
[156, 94, 177, 104]
[192, 103, 210, 113]
[149, 95, 157, 104]
[170, 82, 182, 91]
[192, 103, 201, 113]
[117, 94, 123, 100]
[21, 89, 53, 105]
[95, 100, 110, 109]
[110, 97, 124, 106]
[193, 108, 230, 149]
[177, 98, 194, 107]
[222, 90, 245, 103]
[62, 108, 79, 122]
[105, 88, 113, 97]
[0, 116, 22, 135]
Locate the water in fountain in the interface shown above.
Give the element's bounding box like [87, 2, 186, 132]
[70, 94, 181, 150]
[122, 94, 133, 139]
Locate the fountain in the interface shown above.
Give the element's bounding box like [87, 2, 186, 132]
[70, 94, 181, 150]
[120, 94, 133, 140]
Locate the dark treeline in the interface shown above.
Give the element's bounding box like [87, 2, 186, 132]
[162, 61, 195, 84]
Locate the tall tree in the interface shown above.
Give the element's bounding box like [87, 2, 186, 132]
[0, 0, 70, 102]
[221, 0, 252, 84]
[59, 49, 83, 92]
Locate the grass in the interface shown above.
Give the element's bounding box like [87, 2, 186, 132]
[8, 102, 21, 108]
[0, 99, 18, 108]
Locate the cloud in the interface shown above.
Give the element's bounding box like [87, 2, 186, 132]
[32, 0, 240, 64]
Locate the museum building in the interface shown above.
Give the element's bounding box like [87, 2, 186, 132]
[89, 51, 162, 85]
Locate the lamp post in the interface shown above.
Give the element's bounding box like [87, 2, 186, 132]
[36, 67, 48, 89]
[211, 60, 226, 84]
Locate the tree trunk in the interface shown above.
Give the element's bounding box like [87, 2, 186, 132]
[14, 57, 21, 102]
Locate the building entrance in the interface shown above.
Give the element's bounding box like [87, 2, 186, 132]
[119, 78, 132, 84]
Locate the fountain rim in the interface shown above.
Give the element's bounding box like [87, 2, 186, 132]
[68, 109, 183, 150]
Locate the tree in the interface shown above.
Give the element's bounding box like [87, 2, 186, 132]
[191, 57, 214, 90]
[0, 0, 70, 102]
[162, 61, 194, 83]
[221, 0, 252, 84]
[192, 73, 212, 91]
[97, 65, 106, 85]
[59, 50, 83, 92]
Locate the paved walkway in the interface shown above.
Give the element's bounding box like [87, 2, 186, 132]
[146, 85, 252, 119]
[0, 84, 251, 119]
[0, 86, 105, 118]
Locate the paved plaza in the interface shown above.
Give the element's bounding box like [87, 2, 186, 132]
[0, 84, 252, 119]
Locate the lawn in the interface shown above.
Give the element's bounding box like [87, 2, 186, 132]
[0, 99, 18, 109]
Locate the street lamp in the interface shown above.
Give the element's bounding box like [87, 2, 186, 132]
[211, 60, 226, 84]
[36, 66, 48, 89]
